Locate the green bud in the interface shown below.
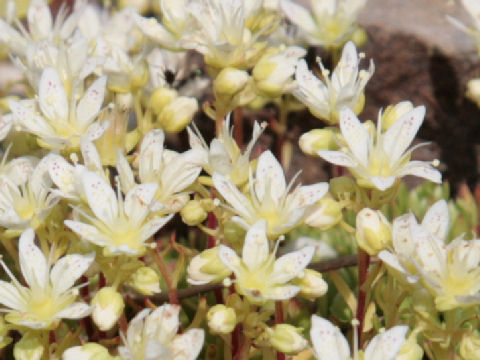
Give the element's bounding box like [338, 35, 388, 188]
[207, 304, 237, 334]
[304, 197, 343, 230]
[214, 68, 250, 100]
[382, 101, 414, 131]
[91, 287, 125, 331]
[460, 333, 480, 360]
[330, 176, 357, 200]
[149, 88, 178, 115]
[14, 332, 43, 360]
[269, 324, 308, 355]
[128, 266, 161, 295]
[62, 343, 120, 360]
[157, 96, 198, 133]
[187, 247, 232, 285]
[292, 269, 328, 300]
[180, 200, 208, 226]
[355, 208, 392, 256]
[299, 128, 339, 156]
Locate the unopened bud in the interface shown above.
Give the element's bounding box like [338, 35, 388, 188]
[396, 331, 424, 360]
[157, 96, 198, 133]
[128, 266, 161, 295]
[62, 343, 120, 360]
[467, 78, 480, 107]
[180, 200, 208, 226]
[299, 128, 339, 156]
[330, 176, 357, 200]
[91, 287, 125, 331]
[460, 333, 480, 360]
[214, 68, 250, 99]
[304, 197, 343, 230]
[292, 269, 328, 300]
[131, 62, 149, 89]
[187, 247, 232, 285]
[382, 101, 414, 131]
[207, 304, 237, 334]
[149, 88, 178, 115]
[355, 208, 391, 255]
[269, 324, 308, 355]
[14, 332, 43, 360]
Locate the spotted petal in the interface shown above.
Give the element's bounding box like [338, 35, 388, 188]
[50, 253, 95, 295]
[213, 173, 254, 221]
[310, 315, 350, 360]
[19, 228, 48, 291]
[218, 245, 242, 274]
[171, 329, 205, 360]
[364, 326, 408, 360]
[125, 183, 158, 226]
[55, 302, 92, 319]
[317, 150, 356, 167]
[339, 107, 369, 166]
[254, 151, 286, 203]
[81, 171, 118, 224]
[76, 76, 107, 129]
[39, 67, 68, 122]
[242, 220, 269, 271]
[270, 246, 314, 284]
[421, 200, 449, 242]
[280, 0, 317, 34]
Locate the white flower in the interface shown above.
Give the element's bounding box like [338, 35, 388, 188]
[447, 0, 480, 52]
[317, 106, 441, 191]
[280, 0, 367, 48]
[0, 228, 94, 329]
[213, 150, 328, 237]
[62, 343, 119, 360]
[65, 170, 173, 256]
[310, 315, 408, 360]
[118, 304, 204, 360]
[219, 220, 315, 304]
[188, 115, 264, 186]
[379, 200, 480, 311]
[293, 41, 374, 124]
[117, 129, 203, 214]
[0, 156, 59, 231]
[9, 67, 109, 151]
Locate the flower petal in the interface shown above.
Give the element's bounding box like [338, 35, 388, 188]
[364, 326, 408, 360]
[39, 67, 68, 122]
[55, 302, 92, 319]
[139, 214, 173, 241]
[50, 253, 95, 295]
[310, 315, 350, 360]
[0, 280, 27, 311]
[280, 0, 317, 34]
[76, 76, 107, 129]
[286, 182, 329, 210]
[339, 107, 369, 166]
[64, 220, 111, 247]
[369, 176, 396, 191]
[397, 160, 441, 184]
[421, 200, 449, 242]
[218, 245, 242, 274]
[270, 246, 314, 284]
[254, 151, 286, 203]
[242, 220, 269, 271]
[81, 171, 118, 224]
[171, 329, 205, 360]
[317, 150, 356, 167]
[139, 129, 165, 181]
[83, 121, 110, 142]
[213, 173, 254, 221]
[19, 228, 48, 290]
[392, 213, 418, 257]
[48, 155, 76, 197]
[145, 304, 180, 344]
[262, 285, 301, 301]
[125, 183, 158, 226]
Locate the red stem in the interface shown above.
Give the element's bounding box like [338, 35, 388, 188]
[233, 107, 244, 148]
[356, 249, 370, 346]
[275, 302, 286, 360]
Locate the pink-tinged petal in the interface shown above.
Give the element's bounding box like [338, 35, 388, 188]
[310, 315, 350, 360]
[208, 139, 233, 175]
[171, 329, 205, 360]
[55, 302, 92, 319]
[76, 76, 107, 129]
[139, 129, 165, 181]
[410, 224, 445, 274]
[392, 213, 418, 257]
[84, 121, 110, 142]
[0, 280, 27, 311]
[255, 151, 286, 203]
[27, 0, 53, 40]
[125, 183, 158, 225]
[48, 155, 75, 196]
[18, 228, 48, 290]
[50, 253, 95, 295]
[280, 0, 317, 33]
[332, 42, 359, 89]
[80, 140, 103, 173]
[81, 171, 118, 224]
[218, 245, 242, 274]
[378, 250, 410, 277]
[212, 173, 254, 221]
[317, 150, 355, 167]
[4, 156, 37, 185]
[139, 214, 173, 241]
[9, 100, 54, 138]
[397, 160, 441, 184]
[145, 304, 180, 344]
[0, 113, 13, 141]
[369, 176, 397, 191]
[383, 106, 425, 164]
[262, 285, 301, 301]
[161, 150, 202, 196]
[364, 326, 408, 360]
[39, 67, 68, 122]
[421, 200, 449, 242]
[270, 246, 314, 284]
[64, 220, 111, 247]
[293, 60, 329, 116]
[116, 152, 136, 193]
[134, 15, 175, 44]
[242, 220, 269, 271]
[287, 183, 329, 210]
[339, 107, 369, 166]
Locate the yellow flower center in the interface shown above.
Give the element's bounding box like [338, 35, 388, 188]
[14, 198, 35, 220]
[27, 295, 57, 321]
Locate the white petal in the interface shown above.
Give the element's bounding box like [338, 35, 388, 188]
[397, 160, 441, 184]
[262, 285, 301, 300]
[293, 60, 329, 118]
[55, 302, 92, 319]
[81, 140, 103, 173]
[392, 213, 418, 257]
[9, 100, 54, 138]
[139, 129, 165, 181]
[171, 329, 205, 360]
[3, 156, 37, 185]
[139, 214, 173, 241]
[81, 171, 118, 224]
[310, 315, 350, 360]
[242, 220, 269, 271]
[369, 176, 397, 191]
[317, 150, 356, 167]
[0, 280, 27, 311]
[126, 308, 151, 346]
[125, 183, 158, 226]
[286, 183, 329, 210]
[161, 150, 202, 197]
[410, 224, 445, 274]
[48, 155, 76, 197]
[39, 67, 68, 122]
[135, 15, 176, 44]
[116, 152, 136, 193]
[270, 246, 314, 284]
[212, 173, 254, 221]
[280, 0, 317, 33]
[145, 304, 180, 344]
[364, 326, 408, 360]
[83, 121, 110, 141]
[332, 42, 359, 89]
[208, 139, 233, 175]
[383, 106, 425, 164]
[254, 151, 286, 203]
[50, 253, 95, 294]
[218, 245, 242, 274]
[76, 76, 107, 129]
[378, 250, 410, 277]
[339, 107, 369, 166]
[64, 220, 112, 247]
[18, 228, 48, 290]
[421, 200, 449, 242]
[0, 113, 13, 141]
[28, 0, 53, 40]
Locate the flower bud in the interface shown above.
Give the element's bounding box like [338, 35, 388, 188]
[214, 68, 250, 99]
[91, 287, 125, 331]
[304, 197, 343, 230]
[396, 331, 424, 360]
[157, 96, 198, 133]
[187, 247, 233, 285]
[352, 28, 368, 48]
[460, 333, 480, 360]
[291, 269, 328, 300]
[115, 93, 134, 112]
[149, 88, 178, 115]
[127, 266, 161, 295]
[207, 304, 237, 334]
[382, 101, 414, 131]
[355, 208, 391, 256]
[467, 78, 480, 108]
[299, 128, 339, 156]
[14, 332, 43, 360]
[131, 62, 149, 89]
[269, 324, 308, 355]
[329, 176, 357, 200]
[62, 343, 120, 360]
[180, 200, 208, 226]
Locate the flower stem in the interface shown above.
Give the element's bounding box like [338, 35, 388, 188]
[356, 249, 370, 346]
[152, 244, 179, 305]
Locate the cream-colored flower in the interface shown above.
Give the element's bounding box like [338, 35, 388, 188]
[213, 150, 328, 237]
[317, 106, 441, 191]
[118, 304, 204, 360]
[219, 220, 315, 304]
[280, 0, 367, 48]
[447, 0, 480, 54]
[188, 115, 264, 186]
[310, 315, 408, 360]
[0, 228, 94, 329]
[65, 170, 173, 256]
[117, 129, 203, 214]
[9, 67, 109, 151]
[293, 41, 374, 124]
